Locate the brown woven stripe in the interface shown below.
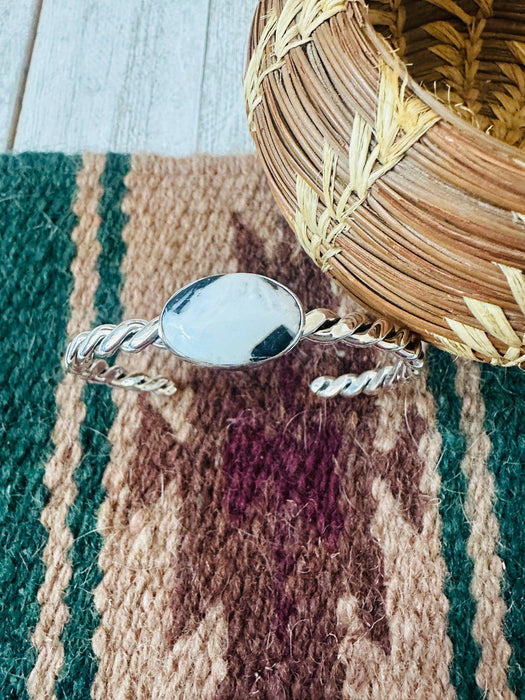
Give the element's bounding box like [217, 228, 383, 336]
[92, 154, 270, 697]
[337, 377, 453, 698]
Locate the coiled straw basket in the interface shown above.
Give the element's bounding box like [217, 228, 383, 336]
[245, 0, 525, 367]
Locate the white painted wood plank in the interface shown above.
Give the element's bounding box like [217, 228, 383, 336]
[0, 0, 37, 149]
[197, 0, 258, 154]
[15, 0, 210, 155]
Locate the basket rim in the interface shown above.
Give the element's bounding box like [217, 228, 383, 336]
[246, 0, 525, 368]
[357, 2, 525, 167]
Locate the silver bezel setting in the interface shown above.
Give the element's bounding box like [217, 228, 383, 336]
[158, 273, 305, 369]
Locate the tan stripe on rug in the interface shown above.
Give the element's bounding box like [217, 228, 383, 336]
[455, 360, 515, 699]
[27, 153, 106, 700]
[90, 154, 267, 698]
[91, 387, 227, 699]
[337, 377, 454, 699]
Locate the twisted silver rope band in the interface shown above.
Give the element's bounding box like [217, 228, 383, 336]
[64, 309, 424, 398]
[64, 318, 177, 396]
[302, 309, 424, 397]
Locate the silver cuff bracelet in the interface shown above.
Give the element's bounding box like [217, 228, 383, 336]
[64, 273, 425, 398]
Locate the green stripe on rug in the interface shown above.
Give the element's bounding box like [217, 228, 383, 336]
[0, 154, 80, 698]
[479, 363, 525, 697]
[426, 347, 482, 700]
[55, 154, 130, 700]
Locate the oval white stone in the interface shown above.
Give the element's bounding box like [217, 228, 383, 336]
[160, 273, 304, 367]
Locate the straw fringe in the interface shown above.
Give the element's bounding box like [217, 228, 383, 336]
[245, 0, 349, 130]
[424, 1, 493, 131]
[499, 264, 525, 317]
[433, 334, 477, 361]
[446, 319, 502, 362]
[245, 9, 279, 132]
[369, 0, 525, 148]
[426, 0, 471, 25]
[436, 331, 525, 367]
[366, 0, 407, 56]
[492, 43, 525, 148]
[417, 2, 525, 147]
[296, 168, 345, 272]
[439, 264, 525, 367]
[295, 63, 439, 269]
[464, 298, 522, 348]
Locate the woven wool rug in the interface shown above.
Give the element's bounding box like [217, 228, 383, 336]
[1, 152, 524, 700]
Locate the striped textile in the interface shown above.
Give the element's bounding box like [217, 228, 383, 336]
[0, 152, 523, 699]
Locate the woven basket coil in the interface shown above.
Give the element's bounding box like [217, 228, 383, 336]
[245, 0, 525, 367]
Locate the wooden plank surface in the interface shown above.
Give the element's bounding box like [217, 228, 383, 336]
[197, 0, 258, 154]
[0, 0, 38, 149]
[14, 0, 212, 155]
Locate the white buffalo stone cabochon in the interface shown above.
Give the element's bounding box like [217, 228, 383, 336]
[160, 273, 304, 367]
